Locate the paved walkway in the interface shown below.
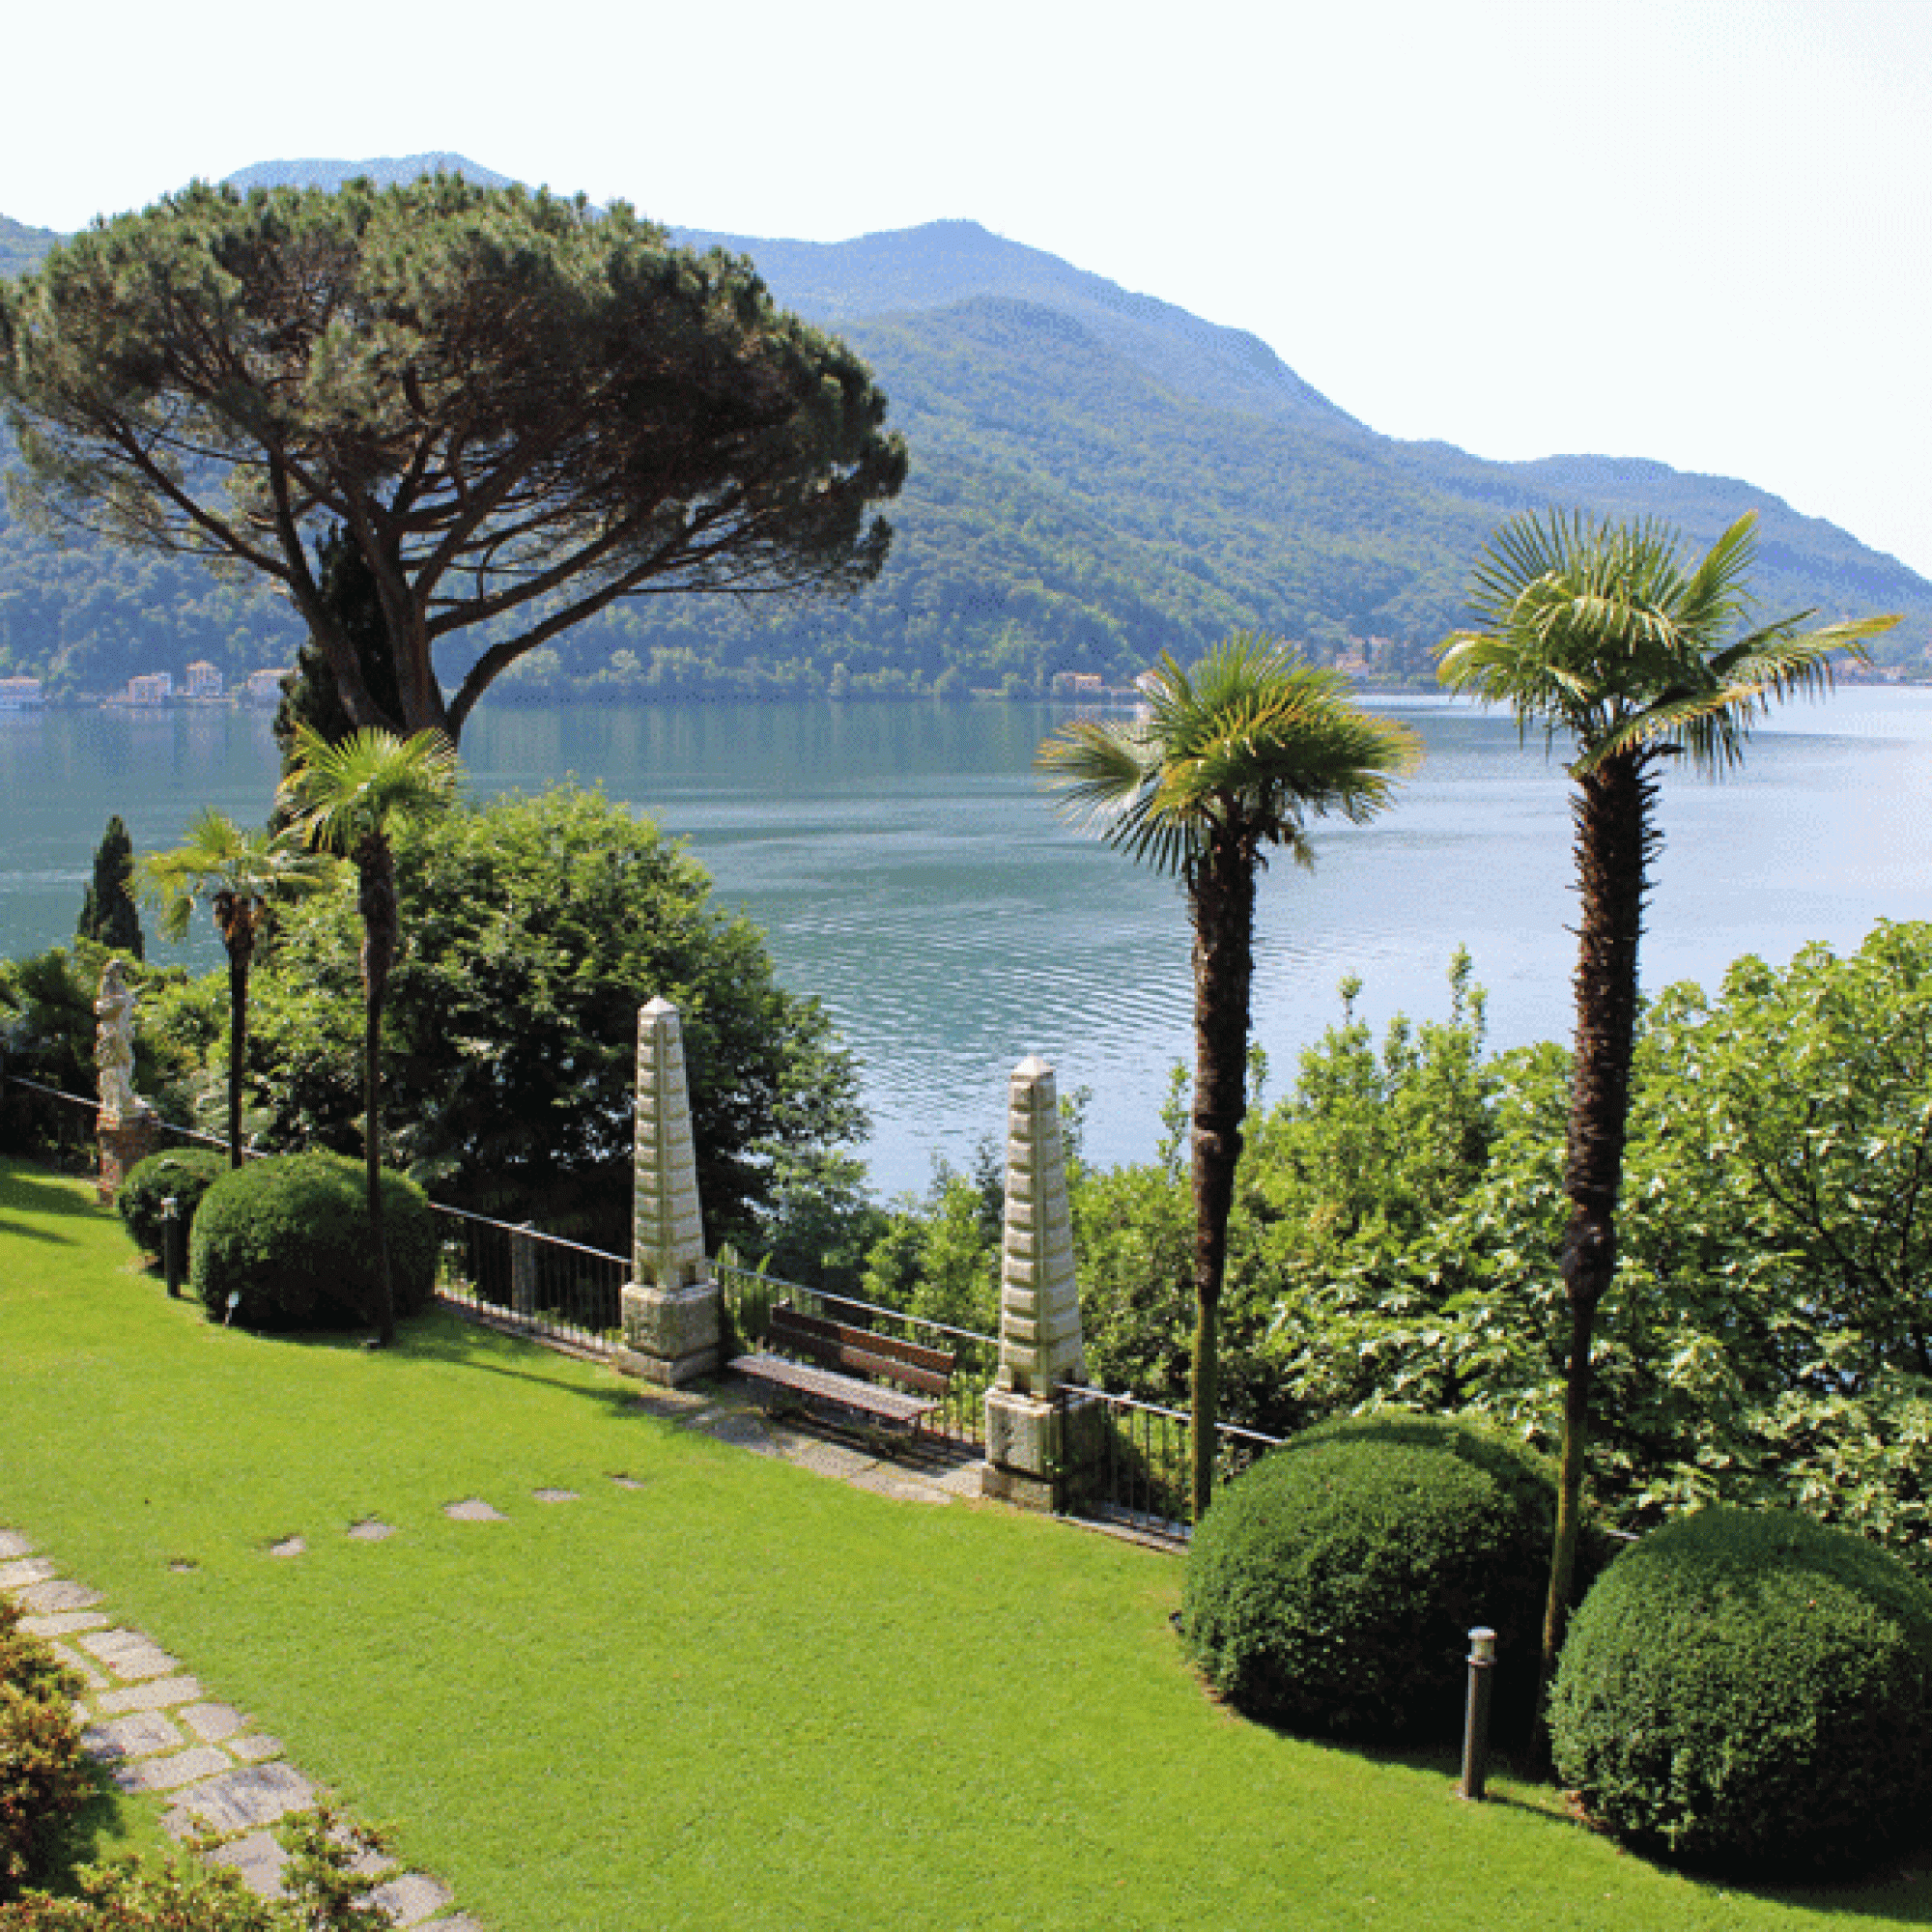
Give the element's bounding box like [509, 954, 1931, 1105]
[0, 1374, 985, 1925]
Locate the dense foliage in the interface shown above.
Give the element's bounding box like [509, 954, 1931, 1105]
[1548, 1507, 1932, 1873]
[1181, 1413, 1560, 1740]
[115, 1148, 227, 1257]
[0, 1602, 87, 1900]
[187, 1153, 437, 1331]
[202, 784, 865, 1256]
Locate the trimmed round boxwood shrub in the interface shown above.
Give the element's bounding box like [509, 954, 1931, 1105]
[187, 1152, 439, 1332]
[1181, 1411, 1561, 1741]
[1549, 1505, 1932, 1875]
[115, 1148, 228, 1259]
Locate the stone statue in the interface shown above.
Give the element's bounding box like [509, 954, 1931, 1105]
[94, 958, 144, 1124]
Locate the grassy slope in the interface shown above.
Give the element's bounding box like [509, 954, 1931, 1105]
[1, 1158, 1922, 1932]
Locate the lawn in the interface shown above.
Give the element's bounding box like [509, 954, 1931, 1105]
[4, 1157, 1929, 1931]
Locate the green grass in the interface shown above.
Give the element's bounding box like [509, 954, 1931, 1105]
[5, 1157, 1931, 1930]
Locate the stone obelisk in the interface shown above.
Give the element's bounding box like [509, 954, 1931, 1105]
[615, 998, 721, 1386]
[982, 1054, 1094, 1509]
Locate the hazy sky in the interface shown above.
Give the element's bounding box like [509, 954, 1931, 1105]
[8, 0, 1929, 578]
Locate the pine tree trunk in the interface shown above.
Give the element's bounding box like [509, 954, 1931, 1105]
[1535, 750, 1655, 1753]
[1188, 824, 1258, 1525]
[357, 839, 399, 1349]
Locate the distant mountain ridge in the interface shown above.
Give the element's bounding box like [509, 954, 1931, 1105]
[0, 156, 1924, 699]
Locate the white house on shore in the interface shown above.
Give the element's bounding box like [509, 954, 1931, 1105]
[0, 676, 43, 709]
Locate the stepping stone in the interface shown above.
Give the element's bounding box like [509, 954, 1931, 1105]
[49, 1643, 110, 1691]
[347, 1520, 396, 1542]
[78, 1630, 182, 1682]
[531, 1488, 579, 1503]
[113, 1744, 234, 1792]
[369, 1872, 454, 1927]
[169, 1761, 316, 1834]
[229, 1733, 285, 1764]
[703, 1411, 778, 1455]
[0, 1530, 34, 1561]
[23, 1610, 110, 1638]
[0, 1556, 57, 1590]
[608, 1474, 646, 1491]
[206, 1830, 288, 1896]
[269, 1536, 306, 1558]
[92, 1674, 204, 1715]
[784, 1438, 874, 1481]
[19, 1578, 103, 1615]
[180, 1700, 247, 1744]
[443, 1500, 506, 1521]
[168, 1559, 197, 1574]
[83, 1710, 185, 1761]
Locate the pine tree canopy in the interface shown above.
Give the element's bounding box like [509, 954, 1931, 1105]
[0, 176, 907, 740]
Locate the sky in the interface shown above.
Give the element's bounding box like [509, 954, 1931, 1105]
[7, 0, 1930, 576]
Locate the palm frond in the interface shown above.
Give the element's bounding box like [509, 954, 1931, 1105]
[281, 724, 461, 854]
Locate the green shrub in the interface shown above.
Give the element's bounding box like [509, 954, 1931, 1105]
[1181, 1411, 1561, 1741]
[1548, 1506, 1932, 1875]
[0, 1603, 89, 1902]
[115, 1148, 228, 1259]
[187, 1153, 438, 1332]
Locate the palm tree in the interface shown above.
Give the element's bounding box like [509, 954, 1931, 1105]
[140, 810, 321, 1168]
[1436, 507, 1897, 1733]
[280, 724, 460, 1347]
[1040, 635, 1418, 1521]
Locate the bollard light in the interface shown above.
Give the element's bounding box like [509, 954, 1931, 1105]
[1458, 1625, 1498, 1802]
[160, 1195, 183, 1299]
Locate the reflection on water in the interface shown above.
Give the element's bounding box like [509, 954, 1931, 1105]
[4, 691, 1929, 1195]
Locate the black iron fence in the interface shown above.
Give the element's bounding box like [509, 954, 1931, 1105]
[432, 1206, 628, 1355]
[1055, 1382, 1283, 1544]
[715, 1262, 998, 1453]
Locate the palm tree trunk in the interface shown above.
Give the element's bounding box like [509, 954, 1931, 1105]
[1536, 749, 1656, 1749]
[357, 839, 399, 1349]
[1188, 824, 1259, 1525]
[225, 938, 250, 1172]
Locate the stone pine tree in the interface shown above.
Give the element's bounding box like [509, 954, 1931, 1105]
[1039, 635, 1417, 1521]
[1, 176, 906, 746]
[1436, 508, 1897, 1748]
[77, 814, 144, 958]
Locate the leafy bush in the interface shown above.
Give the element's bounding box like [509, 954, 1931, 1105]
[0, 1804, 391, 1929]
[1548, 1506, 1932, 1875]
[115, 1149, 228, 1259]
[0, 1603, 89, 1901]
[1181, 1411, 1561, 1741]
[188, 1153, 437, 1332]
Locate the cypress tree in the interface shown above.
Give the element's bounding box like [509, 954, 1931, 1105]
[78, 813, 144, 958]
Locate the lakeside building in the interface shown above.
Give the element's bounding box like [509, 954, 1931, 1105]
[185, 661, 223, 698]
[0, 676, 43, 710]
[242, 668, 292, 704]
[125, 672, 173, 705]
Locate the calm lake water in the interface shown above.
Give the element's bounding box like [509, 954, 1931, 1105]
[4, 690, 1929, 1195]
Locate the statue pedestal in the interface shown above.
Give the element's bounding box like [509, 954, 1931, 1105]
[982, 1384, 1102, 1514]
[97, 1111, 160, 1205]
[614, 1278, 721, 1388]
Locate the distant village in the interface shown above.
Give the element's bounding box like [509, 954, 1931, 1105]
[0, 665, 292, 711]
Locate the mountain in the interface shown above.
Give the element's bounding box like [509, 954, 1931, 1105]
[0, 165, 1924, 701]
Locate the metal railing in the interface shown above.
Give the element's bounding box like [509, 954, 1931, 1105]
[432, 1205, 628, 1355]
[3, 1076, 242, 1167]
[1055, 1382, 1283, 1543]
[716, 1262, 998, 1452]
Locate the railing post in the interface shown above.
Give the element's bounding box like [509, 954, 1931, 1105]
[614, 997, 721, 1387]
[983, 1055, 1096, 1511]
[510, 1222, 538, 1318]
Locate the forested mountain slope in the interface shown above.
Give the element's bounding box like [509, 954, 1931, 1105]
[1, 170, 1923, 697]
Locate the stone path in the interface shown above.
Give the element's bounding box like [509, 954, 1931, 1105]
[0, 1524, 476, 1929]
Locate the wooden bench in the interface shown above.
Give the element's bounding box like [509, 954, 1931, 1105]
[730, 1303, 955, 1440]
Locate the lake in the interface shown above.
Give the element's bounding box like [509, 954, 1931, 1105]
[4, 689, 1929, 1196]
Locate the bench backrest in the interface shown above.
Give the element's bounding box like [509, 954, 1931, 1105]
[769, 1303, 955, 1398]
